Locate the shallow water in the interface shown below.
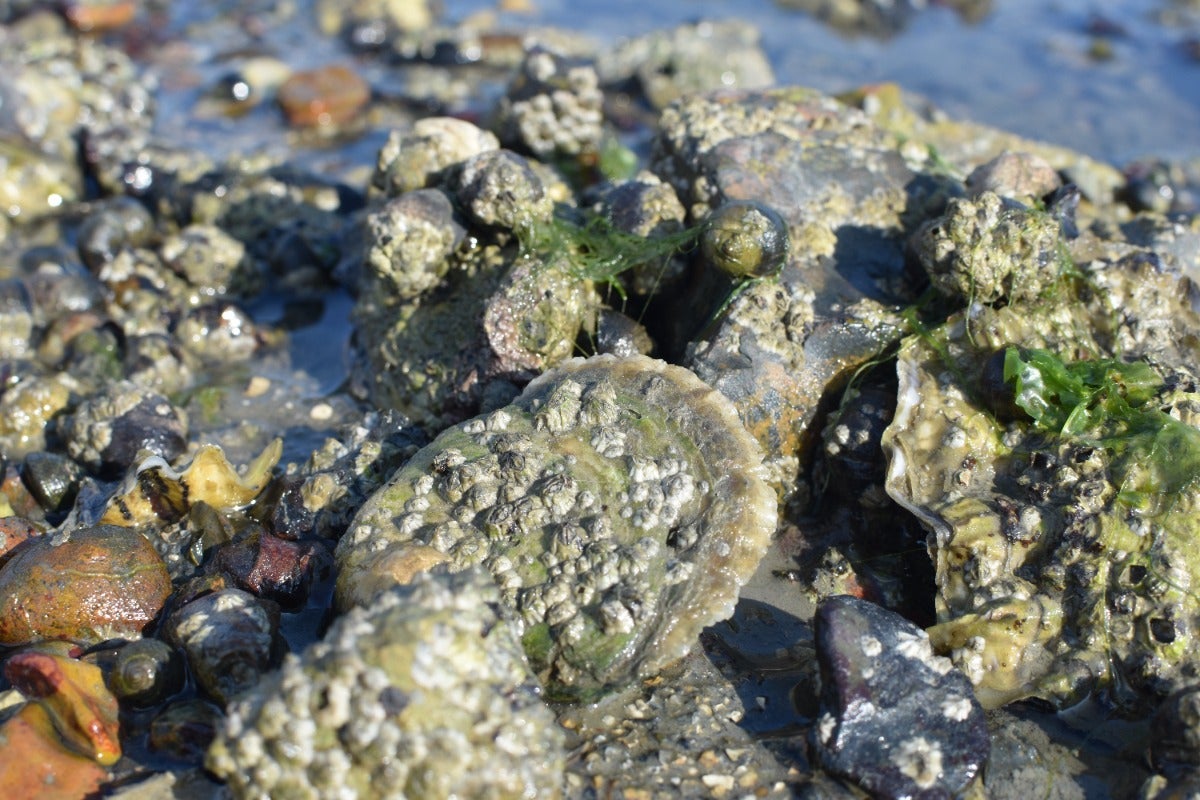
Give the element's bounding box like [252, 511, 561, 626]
[469, 0, 1200, 164]
[150, 0, 1200, 184]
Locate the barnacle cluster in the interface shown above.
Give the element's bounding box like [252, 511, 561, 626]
[206, 568, 565, 799]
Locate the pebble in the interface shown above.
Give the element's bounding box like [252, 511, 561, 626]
[813, 595, 990, 799]
[277, 64, 370, 127]
[0, 525, 172, 646]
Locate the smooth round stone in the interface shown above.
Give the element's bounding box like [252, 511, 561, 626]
[277, 64, 369, 127]
[0, 524, 172, 646]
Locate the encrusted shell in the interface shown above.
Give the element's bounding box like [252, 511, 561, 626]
[882, 260, 1200, 711]
[336, 354, 776, 700]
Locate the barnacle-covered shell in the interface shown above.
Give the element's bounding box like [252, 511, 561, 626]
[206, 568, 565, 799]
[911, 191, 1063, 305]
[882, 259, 1200, 711]
[337, 354, 776, 700]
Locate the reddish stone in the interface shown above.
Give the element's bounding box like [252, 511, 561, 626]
[0, 704, 108, 800]
[0, 525, 172, 646]
[0, 517, 41, 565]
[277, 64, 370, 127]
[63, 0, 138, 32]
[212, 531, 331, 609]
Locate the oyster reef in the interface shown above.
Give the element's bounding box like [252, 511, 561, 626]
[1, 1, 1200, 799]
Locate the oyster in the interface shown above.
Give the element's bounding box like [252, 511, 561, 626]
[336, 354, 776, 700]
[882, 256, 1200, 711]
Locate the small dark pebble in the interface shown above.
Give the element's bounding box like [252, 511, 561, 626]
[211, 529, 333, 610]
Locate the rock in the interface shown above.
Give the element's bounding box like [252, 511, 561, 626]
[159, 224, 259, 299]
[597, 21, 775, 109]
[165, 588, 282, 705]
[492, 46, 605, 159]
[4, 649, 121, 765]
[148, 699, 222, 764]
[369, 117, 499, 199]
[207, 568, 565, 800]
[0, 525, 172, 646]
[277, 64, 370, 128]
[210, 530, 332, 610]
[21, 451, 83, 514]
[965, 151, 1062, 206]
[0, 517, 40, 564]
[0, 375, 74, 459]
[453, 149, 555, 232]
[338, 354, 776, 700]
[651, 88, 928, 502]
[911, 190, 1064, 305]
[813, 595, 989, 798]
[0, 703, 108, 799]
[61, 381, 189, 478]
[356, 188, 465, 301]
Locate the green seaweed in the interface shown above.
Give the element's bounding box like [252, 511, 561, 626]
[1004, 347, 1200, 510]
[517, 206, 700, 300]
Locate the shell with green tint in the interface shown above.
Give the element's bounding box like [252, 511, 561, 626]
[882, 256, 1200, 712]
[336, 354, 777, 701]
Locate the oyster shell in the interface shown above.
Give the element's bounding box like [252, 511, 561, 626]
[337, 354, 776, 700]
[882, 257, 1200, 711]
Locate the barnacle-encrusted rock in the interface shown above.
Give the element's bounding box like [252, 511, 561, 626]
[369, 117, 499, 199]
[0, 375, 75, 459]
[492, 46, 605, 159]
[652, 88, 927, 501]
[882, 252, 1200, 711]
[588, 171, 689, 296]
[354, 241, 598, 430]
[357, 188, 464, 301]
[596, 20, 774, 109]
[61, 380, 188, 477]
[206, 568, 565, 799]
[453, 149, 554, 232]
[337, 354, 776, 700]
[159, 224, 259, 299]
[911, 190, 1064, 305]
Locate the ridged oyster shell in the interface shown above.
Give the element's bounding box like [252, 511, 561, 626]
[336, 354, 776, 701]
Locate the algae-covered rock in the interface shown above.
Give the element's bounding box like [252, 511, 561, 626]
[207, 568, 564, 800]
[337, 354, 776, 700]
